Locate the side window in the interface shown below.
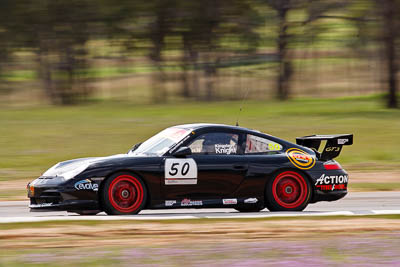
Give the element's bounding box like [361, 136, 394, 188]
[245, 134, 282, 154]
[188, 132, 239, 155]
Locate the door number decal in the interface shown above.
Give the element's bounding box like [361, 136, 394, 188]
[165, 158, 198, 185]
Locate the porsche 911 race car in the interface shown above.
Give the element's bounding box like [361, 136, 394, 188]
[27, 123, 353, 215]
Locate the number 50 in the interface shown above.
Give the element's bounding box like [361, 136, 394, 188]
[169, 162, 190, 176]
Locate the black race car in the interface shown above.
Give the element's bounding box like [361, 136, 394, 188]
[27, 123, 353, 215]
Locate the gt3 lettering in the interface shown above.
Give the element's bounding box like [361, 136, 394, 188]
[326, 147, 340, 152]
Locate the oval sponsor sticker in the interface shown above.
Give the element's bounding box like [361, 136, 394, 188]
[286, 148, 316, 170]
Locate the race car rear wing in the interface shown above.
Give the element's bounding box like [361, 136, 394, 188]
[296, 134, 353, 161]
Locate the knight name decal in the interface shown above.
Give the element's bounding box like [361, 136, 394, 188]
[215, 144, 236, 154]
[165, 158, 198, 185]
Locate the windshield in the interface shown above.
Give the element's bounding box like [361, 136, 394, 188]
[129, 127, 192, 156]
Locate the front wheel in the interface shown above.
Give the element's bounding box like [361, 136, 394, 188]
[101, 172, 147, 215]
[265, 170, 311, 212]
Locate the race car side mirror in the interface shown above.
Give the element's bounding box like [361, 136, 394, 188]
[172, 146, 192, 157]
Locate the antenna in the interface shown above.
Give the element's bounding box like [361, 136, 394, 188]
[235, 88, 250, 127]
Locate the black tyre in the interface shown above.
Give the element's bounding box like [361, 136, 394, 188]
[71, 210, 100, 216]
[265, 170, 311, 212]
[101, 172, 147, 215]
[234, 207, 263, 213]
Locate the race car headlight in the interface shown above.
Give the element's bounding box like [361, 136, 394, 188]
[42, 162, 90, 180]
[60, 163, 90, 180]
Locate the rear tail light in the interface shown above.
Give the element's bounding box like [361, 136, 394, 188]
[324, 162, 342, 170]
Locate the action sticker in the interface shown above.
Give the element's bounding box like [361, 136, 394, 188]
[315, 174, 348, 191]
[286, 148, 316, 170]
[165, 158, 198, 185]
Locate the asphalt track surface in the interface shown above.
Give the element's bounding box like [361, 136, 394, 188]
[0, 191, 399, 223]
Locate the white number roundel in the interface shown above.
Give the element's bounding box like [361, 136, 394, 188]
[165, 158, 198, 185]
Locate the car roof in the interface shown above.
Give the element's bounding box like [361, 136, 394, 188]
[173, 123, 261, 134]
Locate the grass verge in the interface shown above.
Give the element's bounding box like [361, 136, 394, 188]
[0, 95, 399, 191]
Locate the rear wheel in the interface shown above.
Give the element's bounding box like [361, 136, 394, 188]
[101, 172, 147, 215]
[265, 170, 311, 211]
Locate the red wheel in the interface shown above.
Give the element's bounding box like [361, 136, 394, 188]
[101, 173, 147, 215]
[265, 171, 311, 211]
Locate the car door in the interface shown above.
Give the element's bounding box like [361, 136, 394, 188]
[244, 133, 287, 176]
[162, 131, 248, 201]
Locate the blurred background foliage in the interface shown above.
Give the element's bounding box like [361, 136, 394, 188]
[0, 0, 398, 107]
[0, 0, 400, 188]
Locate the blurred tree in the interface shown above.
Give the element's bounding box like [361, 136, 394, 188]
[264, 0, 297, 100]
[176, 0, 261, 100]
[9, 0, 99, 104]
[263, 0, 348, 100]
[379, 0, 399, 108]
[148, 0, 176, 103]
[0, 0, 13, 95]
[334, 0, 399, 108]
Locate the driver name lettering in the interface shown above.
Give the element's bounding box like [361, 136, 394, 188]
[215, 144, 236, 155]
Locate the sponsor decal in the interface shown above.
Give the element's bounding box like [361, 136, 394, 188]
[315, 174, 348, 191]
[74, 179, 99, 191]
[325, 147, 340, 152]
[338, 139, 349, 145]
[215, 144, 237, 155]
[180, 198, 202, 206]
[286, 148, 316, 170]
[165, 158, 198, 185]
[223, 198, 237, 205]
[165, 200, 176, 207]
[244, 198, 258, 204]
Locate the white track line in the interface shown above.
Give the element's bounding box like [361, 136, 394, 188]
[1, 210, 400, 223]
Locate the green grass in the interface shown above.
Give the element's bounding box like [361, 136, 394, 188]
[0, 95, 399, 182]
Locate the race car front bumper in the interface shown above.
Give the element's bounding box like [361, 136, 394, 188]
[28, 177, 100, 212]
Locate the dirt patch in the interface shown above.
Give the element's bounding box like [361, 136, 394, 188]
[0, 179, 30, 191]
[1, 218, 400, 249]
[350, 171, 400, 183]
